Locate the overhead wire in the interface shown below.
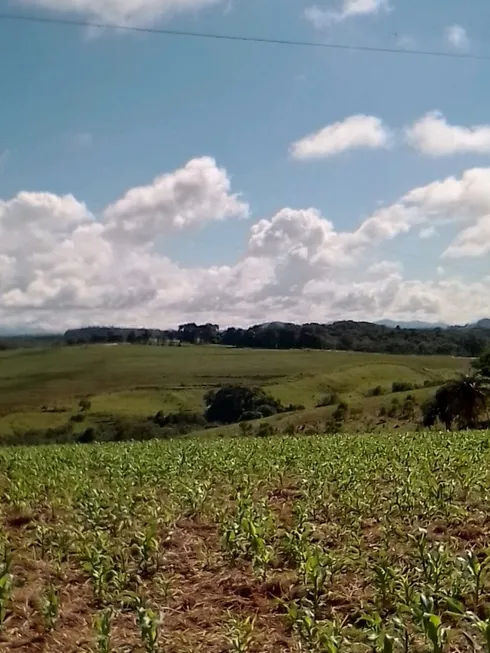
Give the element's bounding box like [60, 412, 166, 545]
[1, 11, 490, 62]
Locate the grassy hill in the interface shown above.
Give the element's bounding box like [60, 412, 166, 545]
[0, 344, 471, 440]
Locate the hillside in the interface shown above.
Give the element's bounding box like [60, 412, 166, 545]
[0, 344, 471, 442]
[64, 319, 490, 357]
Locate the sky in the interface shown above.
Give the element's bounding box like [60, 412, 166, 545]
[1, 0, 490, 331]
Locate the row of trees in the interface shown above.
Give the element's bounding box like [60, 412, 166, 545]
[65, 320, 490, 357]
[423, 352, 490, 430]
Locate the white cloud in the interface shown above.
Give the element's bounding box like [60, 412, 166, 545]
[406, 111, 490, 157]
[305, 0, 390, 27]
[443, 215, 490, 258]
[445, 25, 469, 51]
[291, 115, 391, 160]
[419, 226, 436, 239]
[367, 260, 403, 277]
[104, 157, 249, 244]
[15, 0, 224, 27]
[2, 160, 490, 331]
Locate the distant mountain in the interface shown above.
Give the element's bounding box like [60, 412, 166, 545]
[376, 319, 449, 330]
[474, 318, 490, 329]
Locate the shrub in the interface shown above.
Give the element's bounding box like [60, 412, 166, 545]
[285, 403, 305, 412]
[367, 385, 384, 397]
[78, 398, 92, 412]
[256, 404, 277, 418]
[392, 381, 415, 393]
[238, 421, 254, 436]
[256, 422, 276, 438]
[333, 402, 349, 420]
[239, 410, 263, 422]
[204, 386, 285, 424]
[78, 427, 96, 444]
[316, 392, 339, 407]
[153, 410, 206, 433]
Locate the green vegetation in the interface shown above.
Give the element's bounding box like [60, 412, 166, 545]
[64, 319, 490, 357]
[1, 430, 490, 651]
[0, 344, 470, 442]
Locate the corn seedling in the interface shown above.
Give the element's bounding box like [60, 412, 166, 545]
[41, 584, 59, 632]
[135, 599, 160, 653]
[225, 614, 256, 653]
[94, 607, 113, 653]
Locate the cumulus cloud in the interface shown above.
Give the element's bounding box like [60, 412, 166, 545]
[305, 0, 390, 27]
[2, 159, 490, 331]
[15, 0, 224, 27]
[406, 112, 490, 156]
[419, 226, 436, 239]
[443, 215, 490, 258]
[104, 157, 249, 244]
[445, 25, 469, 51]
[291, 115, 391, 160]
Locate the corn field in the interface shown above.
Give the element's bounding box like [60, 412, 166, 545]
[0, 431, 490, 652]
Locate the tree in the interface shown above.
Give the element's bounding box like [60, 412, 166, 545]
[474, 351, 490, 379]
[204, 386, 284, 424]
[422, 375, 488, 430]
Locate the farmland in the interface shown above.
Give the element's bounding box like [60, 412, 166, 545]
[2, 431, 490, 651]
[0, 344, 470, 440]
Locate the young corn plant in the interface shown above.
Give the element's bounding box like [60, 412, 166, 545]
[465, 611, 490, 653]
[422, 613, 449, 653]
[131, 523, 160, 577]
[225, 614, 256, 653]
[285, 602, 345, 653]
[135, 599, 160, 653]
[458, 550, 489, 608]
[362, 612, 399, 653]
[412, 594, 449, 653]
[392, 616, 410, 653]
[302, 546, 337, 617]
[41, 584, 59, 632]
[94, 607, 113, 653]
[0, 568, 12, 628]
[373, 557, 398, 612]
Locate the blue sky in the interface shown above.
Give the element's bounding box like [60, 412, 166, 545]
[0, 0, 489, 330]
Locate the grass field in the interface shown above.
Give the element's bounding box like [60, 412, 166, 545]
[1, 431, 490, 652]
[0, 344, 471, 438]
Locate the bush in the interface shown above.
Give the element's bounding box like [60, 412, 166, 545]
[256, 422, 276, 438]
[78, 398, 92, 412]
[256, 404, 277, 418]
[401, 394, 418, 421]
[153, 410, 206, 433]
[333, 402, 349, 420]
[78, 427, 95, 443]
[392, 381, 415, 393]
[367, 385, 385, 397]
[387, 397, 400, 418]
[70, 413, 85, 423]
[316, 392, 340, 407]
[285, 403, 305, 412]
[238, 421, 254, 436]
[204, 386, 285, 424]
[239, 410, 263, 422]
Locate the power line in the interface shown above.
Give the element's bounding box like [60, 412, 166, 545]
[1, 11, 490, 62]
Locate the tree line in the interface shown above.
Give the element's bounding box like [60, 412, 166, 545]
[64, 320, 490, 357]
